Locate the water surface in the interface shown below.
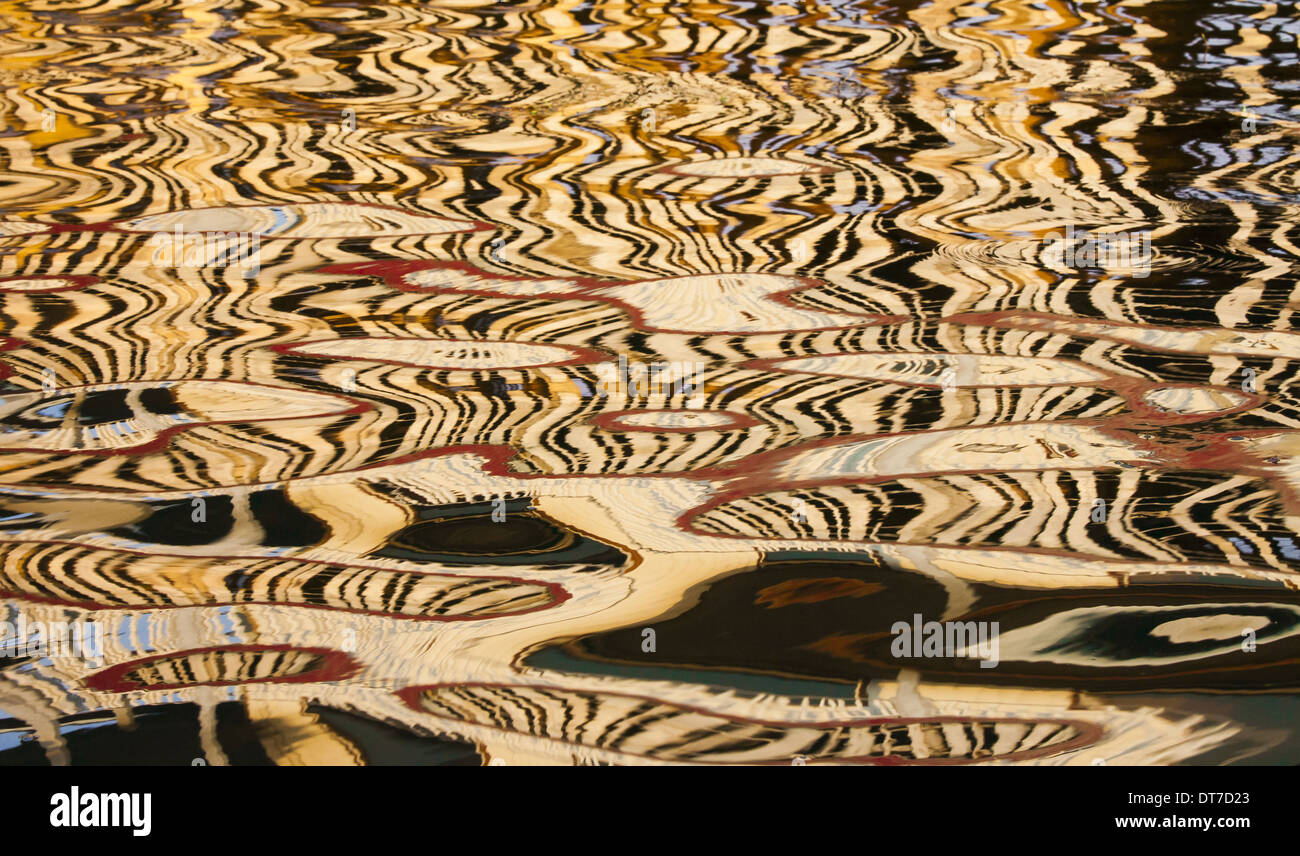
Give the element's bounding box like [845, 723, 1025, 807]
[1, 0, 1299, 765]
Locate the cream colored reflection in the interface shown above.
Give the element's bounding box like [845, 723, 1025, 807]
[986, 605, 1300, 667]
[0, 453, 1266, 765]
[0, 0, 1294, 766]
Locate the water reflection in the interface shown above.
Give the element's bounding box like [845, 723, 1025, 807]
[0, 0, 1298, 764]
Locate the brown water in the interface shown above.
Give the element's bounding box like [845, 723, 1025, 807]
[0, 0, 1299, 765]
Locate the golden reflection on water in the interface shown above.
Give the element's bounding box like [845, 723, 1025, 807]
[0, 0, 1299, 765]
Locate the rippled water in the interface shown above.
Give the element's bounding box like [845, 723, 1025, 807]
[0, 0, 1299, 765]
